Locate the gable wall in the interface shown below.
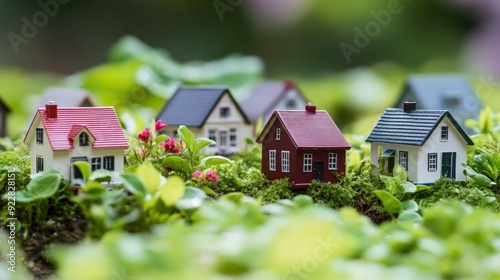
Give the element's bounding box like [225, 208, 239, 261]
[263, 89, 308, 123]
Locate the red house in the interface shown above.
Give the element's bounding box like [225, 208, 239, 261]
[257, 104, 351, 188]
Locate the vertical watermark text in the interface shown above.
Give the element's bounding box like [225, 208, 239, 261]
[5, 169, 17, 273]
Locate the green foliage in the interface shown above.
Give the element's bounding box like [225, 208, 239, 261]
[49, 199, 500, 280]
[306, 180, 356, 209]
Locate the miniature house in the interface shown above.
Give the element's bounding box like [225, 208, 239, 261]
[241, 80, 308, 133]
[257, 104, 351, 189]
[156, 87, 252, 155]
[366, 101, 474, 184]
[24, 102, 128, 181]
[395, 74, 481, 135]
[0, 97, 11, 137]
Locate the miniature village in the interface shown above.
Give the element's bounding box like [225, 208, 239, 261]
[2, 2, 500, 279]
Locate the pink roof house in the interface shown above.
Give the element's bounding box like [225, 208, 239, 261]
[24, 102, 128, 181]
[257, 104, 351, 188]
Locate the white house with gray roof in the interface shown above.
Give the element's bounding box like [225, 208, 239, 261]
[156, 86, 251, 155]
[367, 101, 474, 184]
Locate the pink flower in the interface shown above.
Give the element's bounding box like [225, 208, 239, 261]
[140, 147, 147, 158]
[192, 170, 202, 180]
[154, 120, 167, 132]
[160, 138, 180, 154]
[138, 128, 151, 143]
[206, 170, 218, 182]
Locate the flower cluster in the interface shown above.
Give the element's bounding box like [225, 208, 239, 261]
[192, 170, 218, 183]
[138, 128, 151, 143]
[137, 120, 167, 143]
[159, 138, 183, 154]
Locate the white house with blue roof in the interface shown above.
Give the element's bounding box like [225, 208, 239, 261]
[156, 86, 251, 155]
[367, 101, 474, 184]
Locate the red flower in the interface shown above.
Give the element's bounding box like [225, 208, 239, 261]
[192, 170, 202, 180]
[140, 147, 147, 158]
[138, 128, 151, 142]
[160, 138, 180, 154]
[206, 170, 218, 182]
[154, 120, 167, 132]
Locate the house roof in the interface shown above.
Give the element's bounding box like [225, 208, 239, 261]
[257, 108, 351, 149]
[156, 86, 250, 127]
[366, 108, 474, 146]
[24, 107, 128, 150]
[35, 87, 97, 108]
[241, 80, 307, 122]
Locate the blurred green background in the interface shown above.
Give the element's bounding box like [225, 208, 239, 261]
[1, 0, 499, 138]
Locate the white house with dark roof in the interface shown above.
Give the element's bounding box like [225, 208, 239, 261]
[24, 102, 128, 181]
[241, 80, 308, 132]
[367, 101, 474, 184]
[156, 87, 251, 155]
[395, 74, 482, 135]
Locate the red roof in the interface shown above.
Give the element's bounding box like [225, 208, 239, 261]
[25, 107, 128, 150]
[257, 109, 350, 149]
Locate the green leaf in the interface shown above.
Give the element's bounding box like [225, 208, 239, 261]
[481, 196, 496, 206]
[120, 173, 147, 198]
[155, 135, 168, 144]
[89, 169, 112, 183]
[73, 161, 91, 181]
[401, 200, 419, 212]
[163, 156, 191, 173]
[293, 195, 314, 208]
[200, 156, 232, 167]
[220, 192, 245, 203]
[415, 185, 431, 193]
[27, 173, 62, 199]
[195, 138, 216, 151]
[160, 176, 185, 206]
[175, 186, 208, 210]
[178, 125, 195, 151]
[82, 181, 105, 193]
[398, 211, 422, 222]
[399, 181, 417, 194]
[374, 190, 402, 214]
[380, 175, 398, 194]
[393, 164, 407, 181]
[14, 191, 35, 202]
[136, 161, 161, 195]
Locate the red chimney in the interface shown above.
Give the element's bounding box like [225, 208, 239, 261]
[305, 103, 316, 114]
[283, 79, 294, 90]
[46, 101, 57, 119]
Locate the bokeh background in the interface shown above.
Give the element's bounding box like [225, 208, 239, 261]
[1, 0, 499, 138]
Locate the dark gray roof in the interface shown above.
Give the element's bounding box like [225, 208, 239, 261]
[366, 108, 473, 146]
[395, 74, 482, 135]
[156, 87, 250, 127]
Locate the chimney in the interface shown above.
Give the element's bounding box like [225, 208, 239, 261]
[403, 101, 416, 113]
[46, 101, 57, 119]
[283, 79, 294, 90]
[305, 103, 316, 114]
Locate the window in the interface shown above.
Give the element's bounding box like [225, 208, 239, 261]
[36, 128, 43, 144]
[399, 151, 408, 170]
[328, 153, 338, 170]
[220, 107, 230, 118]
[173, 130, 178, 138]
[79, 132, 89, 146]
[285, 99, 297, 109]
[441, 126, 448, 141]
[275, 128, 281, 140]
[230, 128, 237, 147]
[269, 150, 276, 171]
[208, 129, 216, 147]
[103, 156, 115, 171]
[220, 131, 228, 147]
[36, 157, 44, 172]
[303, 154, 312, 172]
[281, 151, 290, 172]
[91, 157, 102, 172]
[428, 153, 437, 171]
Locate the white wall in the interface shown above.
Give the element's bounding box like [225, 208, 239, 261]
[27, 116, 54, 175]
[263, 88, 308, 122]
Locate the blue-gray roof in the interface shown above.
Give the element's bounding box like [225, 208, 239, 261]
[395, 74, 482, 135]
[156, 87, 249, 127]
[366, 108, 474, 146]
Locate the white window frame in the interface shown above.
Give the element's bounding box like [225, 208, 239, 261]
[428, 153, 437, 171]
[328, 153, 338, 170]
[399, 151, 408, 170]
[103, 156, 115, 171]
[36, 128, 43, 144]
[36, 156, 44, 173]
[281, 151, 290, 172]
[220, 107, 230, 118]
[79, 132, 89, 146]
[91, 157, 102, 172]
[275, 128, 281, 140]
[441, 126, 448, 141]
[303, 153, 312, 172]
[269, 150, 276, 171]
[208, 129, 216, 147]
[230, 128, 237, 147]
[220, 131, 228, 148]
